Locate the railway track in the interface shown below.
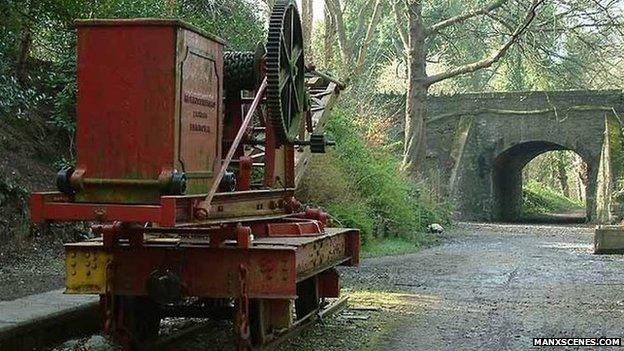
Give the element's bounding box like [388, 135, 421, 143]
[0, 291, 348, 350]
[152, 296, 349, 351]
[259, 296, 349, 351]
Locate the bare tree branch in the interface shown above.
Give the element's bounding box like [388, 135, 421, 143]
[391, 0, 408, 52]
[323, 1, 336, 67]
[426, 0, 508, 37]
[349, 0, 376, 55]
[325, 0, 385, 76]
[426, 0, 544, 85]
[589, 0, 624, 36]
[325, 0, 351, 63]
[484, 11, 516, 33]
[353, 0, 384, 76]
[302, 0, 313, 55]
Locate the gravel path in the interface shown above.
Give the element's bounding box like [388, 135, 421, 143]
[341, 222, 624, 350]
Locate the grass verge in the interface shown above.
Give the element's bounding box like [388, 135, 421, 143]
[361, 237, 424, 258]
[522, 180, 584, 219]
[277, 290, 422, 351]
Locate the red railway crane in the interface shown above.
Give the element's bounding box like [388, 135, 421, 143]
[29, 1, 359, 349]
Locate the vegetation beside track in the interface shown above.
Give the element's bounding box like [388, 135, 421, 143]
[297, 97, 450, 247]
[278, 290, 420, 351]
[361, 237, 424, 258]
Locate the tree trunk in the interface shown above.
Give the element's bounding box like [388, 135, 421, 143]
[402, 0, 428, 175]
[579, 162, 588, 203]
[326, 0, 351, 67]
[302, 0, 313, 57]
[556, 155, 569, 198]
[16, 3, 32, 83]
[352, 0, 383, 76]
[323, 2, 336, 69]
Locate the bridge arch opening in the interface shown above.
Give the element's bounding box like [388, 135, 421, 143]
[492, 141, 589, 223]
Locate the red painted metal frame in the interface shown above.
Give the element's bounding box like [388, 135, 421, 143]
[318, 268, 340, 298]
[204, 78, 267, 208]
[30, 192, 178, 227]
[108, 244, 297, 299]
[236, 156, 252, 191]
[30, 188, 300, 227]
[65, 228, 359, 298]
[265, 220, 323, 237]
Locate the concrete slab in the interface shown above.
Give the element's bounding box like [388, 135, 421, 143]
[0, 289, 100, 351]
[594, 225, 624, 254]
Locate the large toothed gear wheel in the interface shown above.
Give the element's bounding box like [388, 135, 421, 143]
[266, 0, 306, 144]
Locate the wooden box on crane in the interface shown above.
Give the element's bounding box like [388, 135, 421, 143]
[73, 19, 224, 204]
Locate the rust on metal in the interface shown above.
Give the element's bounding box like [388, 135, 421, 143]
[29, 10, 359, 350]
[65, 241, 298, 298]
[318, 268, 340, 298]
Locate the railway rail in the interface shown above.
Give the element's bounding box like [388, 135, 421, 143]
[0, 292, 348, 350]
[151, 296, 349, 351]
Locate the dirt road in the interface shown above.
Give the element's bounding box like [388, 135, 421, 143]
[338, 222, 624, 350]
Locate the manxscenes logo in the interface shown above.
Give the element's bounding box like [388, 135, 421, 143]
[533, 338, 621, 347]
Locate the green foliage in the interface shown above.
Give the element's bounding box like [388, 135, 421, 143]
[327, 107, 440, 236]
[361, 237, 421, 258]
[48, 60, 77, 134]
[0, 175, 29, 212]
[53, 157, 76, 170]
[0, 0, 265, 133]
[522, 150, 586, 207]
[298, 97, 450, 246]
[326, 201, 377, 244]
[522, 180, 584, 217]
[297, 152, 376, 244]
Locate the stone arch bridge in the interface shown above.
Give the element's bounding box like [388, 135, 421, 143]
[425, 90, 624, 223]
